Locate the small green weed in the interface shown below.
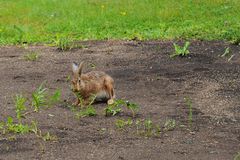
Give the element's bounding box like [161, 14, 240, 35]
[171, 41, 190, 58]
[48, 89, 61, 106]
[115, 119, 126, 129]
[164, 119, 176, 131]
[32, 83, 61, 112]
[220, 47, 235, 62]
[115, 118, 163, 137]
[24, 52, 39, 61]
[42, 132, 57, 141]
[14, 94, 27, 121]
[8, 123, 31, 134]
[32, 83, 48, 112]
[105, 99, 125, 116]
[75, 106, 97, 118]
[105, 103, 122, 116]
[115, 119, 133, 130]
[155, 124, 161, 135]
[135, 119, 141, 134]
[105, 99, 139, 117]
[126, 101, 139, 117]
[135, 119, 166, 137]
[1, 116, 31, 134]
[70, 93, 97, 118]
[144, 119, 153, 136]
[0, 83, 61, 142]
[221, 47, 230, 57]
[234, 152, 240, 160]
[30, 121, 39, 135]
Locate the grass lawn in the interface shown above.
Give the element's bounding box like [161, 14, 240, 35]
[0, 0, 240, 45]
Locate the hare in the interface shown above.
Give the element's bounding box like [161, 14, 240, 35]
[71, 62, 115, 106]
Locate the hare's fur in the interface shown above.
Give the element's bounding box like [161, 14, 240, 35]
[72, 62, 115, 106]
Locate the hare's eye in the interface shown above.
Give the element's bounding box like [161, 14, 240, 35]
[78, 79, 81, 83]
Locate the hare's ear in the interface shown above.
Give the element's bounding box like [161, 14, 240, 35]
[78, 62, 84, 75]
[72, 62, 79, 74]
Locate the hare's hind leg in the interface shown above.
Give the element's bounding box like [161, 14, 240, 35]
[107, 87, 115, 105]
[105, 78, 115, 105]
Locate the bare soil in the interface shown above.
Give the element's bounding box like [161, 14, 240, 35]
[0, 40, 240, 160]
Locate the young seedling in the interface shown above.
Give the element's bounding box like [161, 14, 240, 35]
[126, 118, 133, 125]
[75, 106, 97, 118]
[170, 41, 190, 58]
[220, 47, 235, 61]
[14, 94, 27, 122]
[114, 118, 166, 137]
[42, 132, 58, 141]
[125, 101, 139, 117]
[105, 104, 122, 116]
[135, 119, 141, 135]
[115, 119, 127, 129]
[164, 119, 176, 131]
[221, 47, 230, 57]
[115, 119, 133, 130]
[104, 99, 139, 117]
[234, 152, 240, 160]
[48, 89, 61, 107]
[104, 99, 124, 116]
[24, 52, 39, 61]
[32, 83, 61, 112]
[0, 83, 61, 142]
[144, 119, 153, 136]
[30, 121, 39, 136]
[5, 117, 31, 134]
[32, 83, 48, 112]
[155, 124, 161, 136]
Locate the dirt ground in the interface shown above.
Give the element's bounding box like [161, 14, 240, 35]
[0, 40, 240, 160]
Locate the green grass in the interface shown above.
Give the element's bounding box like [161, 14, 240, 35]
[1, 0, 240, 45]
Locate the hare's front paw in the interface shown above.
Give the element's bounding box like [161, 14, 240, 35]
[107, 99, 114, 105]
[72, 99, 80, 106]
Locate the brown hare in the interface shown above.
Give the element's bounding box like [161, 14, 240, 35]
[71, 62, 115, 106]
